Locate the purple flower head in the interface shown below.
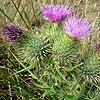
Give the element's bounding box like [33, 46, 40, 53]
[2, 23, 23, 42]
[64, 16, 91, 39]
[41, 4, 73, 23]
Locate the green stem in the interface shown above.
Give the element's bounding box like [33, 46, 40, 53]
[85, 0, 88, 17]
[49, 23, 58, 45]
[7, 45, 12, 100]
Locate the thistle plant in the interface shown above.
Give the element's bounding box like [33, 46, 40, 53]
[41, 4, 73, 24]
[41, 4, 73, 45]
[64, 16, 100, 85]
[0, 0, 99, 100]
[52, 16, 92, 66]
[2, 23, 23, 42]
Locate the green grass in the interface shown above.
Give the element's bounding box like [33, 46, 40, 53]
[0, 0, 100, 100]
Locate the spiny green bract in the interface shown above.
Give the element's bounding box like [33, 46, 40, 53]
[15, 31, 51, 63]
[79, 50, 100, 84]
[52, 33, 80, 66]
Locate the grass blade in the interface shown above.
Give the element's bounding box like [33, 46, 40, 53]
[10, 51, 38, 80]
[0, 7, 12, 22]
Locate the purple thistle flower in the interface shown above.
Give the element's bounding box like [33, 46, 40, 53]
[64, 16, 91, 39]
[41, 4, 73, 23]
[2, 23, 23, 42]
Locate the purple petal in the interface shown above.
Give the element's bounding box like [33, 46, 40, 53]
[64, 16, 91, 39]
[2, 23, 23, 42]
[41, 4, 73, 23]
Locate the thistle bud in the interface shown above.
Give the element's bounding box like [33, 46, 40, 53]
[2, 23, 23, 42]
